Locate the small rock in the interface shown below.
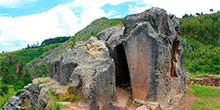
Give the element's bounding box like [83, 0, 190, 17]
[136, 105, 148, 110]
[146, 102, 162, 110]
[24, 83, 32, 91]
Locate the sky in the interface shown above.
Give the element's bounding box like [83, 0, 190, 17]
[0, 0, 219, 52]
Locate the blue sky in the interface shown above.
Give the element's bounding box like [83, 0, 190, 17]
[0, 0, 219, 52]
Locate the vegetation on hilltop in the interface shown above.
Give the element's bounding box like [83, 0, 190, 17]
[69, 17, 123, 42]
[41, 36, 70, 46]
[0, 43, 62, 64]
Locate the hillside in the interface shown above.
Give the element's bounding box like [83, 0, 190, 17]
[180, 13, 220, 75]
[0, 43, 62, 108]
[0, 43, 62, 64]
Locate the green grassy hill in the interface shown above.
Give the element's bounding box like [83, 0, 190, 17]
[0, 43, 62, 64]
[180, 13, 220, 75]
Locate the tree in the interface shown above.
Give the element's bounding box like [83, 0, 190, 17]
[0, 56, 32, 90]
[196, 13, 201, 16]
[210, 9, 214, 12]
[201, 12, 203, 15]
[27, 44, 30, 49]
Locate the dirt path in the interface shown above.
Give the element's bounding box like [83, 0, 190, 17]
[115, 88, 130, 108]
[113, 87, 138, 110]
[174, 94, 196, 110]
[59, 101, 89, 110]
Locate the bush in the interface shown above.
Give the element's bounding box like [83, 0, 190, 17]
[15, 89, 24, 96]
[0, 84, 9, 94]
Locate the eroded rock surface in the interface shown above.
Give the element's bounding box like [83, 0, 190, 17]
[50, 38, 116, 110]
[97, 7, 185, 107]
[122, 7, 185, 105]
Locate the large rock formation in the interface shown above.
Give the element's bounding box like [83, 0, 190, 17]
[121, 7, 185, 104]
[49, 7, 185, 109]
[97, 7, 185, 106]
[4, 7, 185, 110]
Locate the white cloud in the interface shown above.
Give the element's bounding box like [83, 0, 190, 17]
[108, 10, 117, 16]
[0, 5, 80, 51]
[128, 4, 150, 14]
[114, 15, 122, 18]
[67, 0, 134, 9]
[66, 0, 133, 29]
[138, 0, 219, 17]
[79, 7, 108, 27]
[0, 0, 38, 8]
[0, 0, 20, 8]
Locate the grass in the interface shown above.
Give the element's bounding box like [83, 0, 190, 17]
[46, 85, 81, 110]
[180, 13, 220, 75]
[0, 85, 16, 109]
[36, 79, 50, 86]
[185, 85, 220, 110]
[0, 43, 62, 64]
[187, 74, 220, 79]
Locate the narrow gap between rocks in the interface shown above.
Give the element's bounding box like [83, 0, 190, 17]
[114, 44, 131, 87]
[171, 39, 179, 77]
[114, 44, 133, 108]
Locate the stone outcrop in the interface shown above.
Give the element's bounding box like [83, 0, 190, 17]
[121, 7, 185, 105]
[30, 78, 70, 110]
[3, 84, 31, 110]
[49, 38, 116, 110]
[97, 7, 185, 106]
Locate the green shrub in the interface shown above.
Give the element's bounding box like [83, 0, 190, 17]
[0, 84, 9, 94]
[15, 89, 24, 96]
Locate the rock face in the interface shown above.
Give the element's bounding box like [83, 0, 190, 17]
[96, 7, 185, 106]
[50, 38, 116, 110]
[120, 7, 185, 104]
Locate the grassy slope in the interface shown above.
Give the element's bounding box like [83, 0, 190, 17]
[180, 85, 220, 110]
[180, 13, 220, 75]
[0, 43, 62, 64]
[0, 85, 15, 109]
[71, 18, 123, 41]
